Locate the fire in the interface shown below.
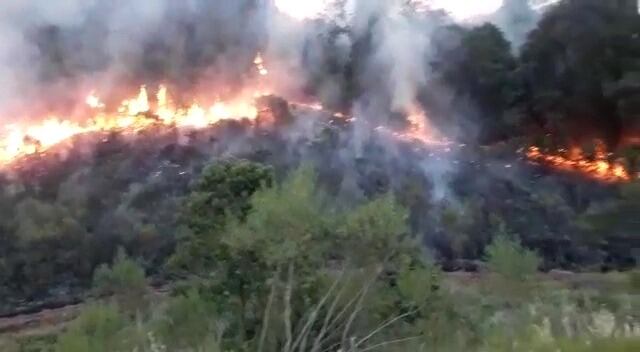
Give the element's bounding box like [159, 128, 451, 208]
[526, 141, 634, 183]
[0, 85, 264, 166]
[0, 52, 453, 168]
[395, 107, 451, 146]
[0, 52, 278, 166]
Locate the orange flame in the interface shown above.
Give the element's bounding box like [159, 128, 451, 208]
[526, 141, 634, 183]
[394, 107, 451, 146]
[0, 85, 264, 165]
[0, 53, 453, 167]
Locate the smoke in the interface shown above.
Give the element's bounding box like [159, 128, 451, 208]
[0, 0, 269, 115]
[0, 0, 463, 203]
[347, 0, 458, 200]
[493, 0, 540, 50]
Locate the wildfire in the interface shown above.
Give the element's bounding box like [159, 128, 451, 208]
[0, 52, 279, 166]
[397, 109, 451, 146]
[0, 85, 264, 166]
[0, 51, 453, 168]
[526, 141, 634, 183]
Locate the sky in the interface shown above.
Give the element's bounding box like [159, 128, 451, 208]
[274, 0, 505, 21]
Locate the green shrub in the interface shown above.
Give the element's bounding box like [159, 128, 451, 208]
[55, 304, 127, 352]
[155, 290, 221, 350]
[92, 248, 148, 314]
[485, 233, 540, 282]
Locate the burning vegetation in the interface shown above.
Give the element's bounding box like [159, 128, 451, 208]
[0, 53, 274, 166]
[526, 142, 636, 183]
[0, 1, 639, 350]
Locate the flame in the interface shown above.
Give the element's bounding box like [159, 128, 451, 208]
[0, 52, 452, 168]
[526, 141, 634, 183]
[0, 85, 265, 165]
[395, 107, 451, 146]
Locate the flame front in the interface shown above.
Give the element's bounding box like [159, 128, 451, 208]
[526, 141, 634, 183]
[0, 85, 264, 165]
[0, 52, 453, 168]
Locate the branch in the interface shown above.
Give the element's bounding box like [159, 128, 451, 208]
[354, 309, 419, 348]
[358, 336, 422, 352]
[310, 271, 350, 352]
[283, 262, 295, 352]
[257, 266, 281, 352]
[293, 269, 344, 352]
[341, 265, 383, 349]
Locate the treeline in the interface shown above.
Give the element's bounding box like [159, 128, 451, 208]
[436, 0, 639, 148]
[3, 162, 639, 351]
[313, 0, 640, 150]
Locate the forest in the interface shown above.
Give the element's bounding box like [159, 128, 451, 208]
[0, 0, 639, 351]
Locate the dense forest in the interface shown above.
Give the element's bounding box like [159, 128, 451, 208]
[0, 0, 639, 350]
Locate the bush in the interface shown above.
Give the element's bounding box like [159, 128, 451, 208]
[93, 248, 148, 314]
[154, 290, 221, 350]
[485, 232, 540, 282]
[55, 304, 127, 352]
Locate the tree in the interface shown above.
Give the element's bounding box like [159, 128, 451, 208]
[519, 0, 640, 142]
[170, 160, 274, 273]
[184, 160, 274, 235]
[339, 192, 412, 266]
[169, 164, 441, 351]
[431, 23, 521, 142]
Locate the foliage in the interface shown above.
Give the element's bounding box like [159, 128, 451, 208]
[185, 160, 274, 234]
[519, 0, 640, 135]
[175, 165, 437, 351]
[93, 248, 148, 314]
[170, 160, 274, 273]
[485, 229, 540, 282]
[579, 182, 640, 237]
[629, 270, 640, 293]
[432, 23, 521, 141]
[224, 164, 329, 267]
[55, 304, 128, 352]
[154, 290, 221, 350]
[24, 160, 640, 351]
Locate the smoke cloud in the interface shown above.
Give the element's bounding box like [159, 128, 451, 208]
[0, 0, 270, 115]
[493, 0, 540, 50]
[0, 0, 467, 202]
